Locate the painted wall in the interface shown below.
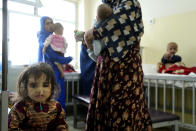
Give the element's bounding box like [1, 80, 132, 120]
[79, 0, 101, 30]
[84, 1, 196, 67]
[141, 11, 196, 67]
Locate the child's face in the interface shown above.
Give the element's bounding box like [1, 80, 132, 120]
[167, 44, 177, 55]
[27, 74, 52, 103]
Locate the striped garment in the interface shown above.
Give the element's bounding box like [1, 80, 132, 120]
[8, 99, 68, 131]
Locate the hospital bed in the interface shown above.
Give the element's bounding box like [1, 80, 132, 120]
[63, 67, 180, 130]
[64, 72, 80, 106]
[72, 95, 179, 131]
[143, 64, 196, 130]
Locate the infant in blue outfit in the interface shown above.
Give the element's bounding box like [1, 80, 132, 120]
[74, 4, 113, 61]
[87, 4, 113, 61]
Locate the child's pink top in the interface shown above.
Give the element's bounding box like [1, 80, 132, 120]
[44, 34, 68, 54]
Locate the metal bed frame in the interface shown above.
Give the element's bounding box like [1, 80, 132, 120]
[144, 73, 196, 130]
[64, 72, 180, 130]
[64, 72, 80, 106]
[72, 95, 179, 131]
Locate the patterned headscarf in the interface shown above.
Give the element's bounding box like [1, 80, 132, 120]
[102, 0, 122, 8]
[95, 0, 144, 62]
[37, 16, 53, 45]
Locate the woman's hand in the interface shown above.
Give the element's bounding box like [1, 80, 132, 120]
[74, 30, 85, 42]
[84, 28, 94, 50]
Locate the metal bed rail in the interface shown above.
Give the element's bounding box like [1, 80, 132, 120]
[144, 73, 196, 130]
[64, 72, 80, 106]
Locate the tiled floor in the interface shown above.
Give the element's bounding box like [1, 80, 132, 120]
[67, 116, 85, 131]
[66, 115, 195, 131]
[66, 106, 195, 131]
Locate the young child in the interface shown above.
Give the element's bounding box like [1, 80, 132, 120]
[158, 42, 182, 73]
[8, 63, 68, 131]
[75, 4, 113, 61]
[161, 42, 182, 65]
[43, 22, 72, 78]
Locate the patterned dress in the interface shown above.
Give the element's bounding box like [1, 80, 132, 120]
[85, 0, 152, 130]
[8, 99, 68, 131]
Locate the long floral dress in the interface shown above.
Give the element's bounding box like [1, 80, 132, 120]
[85, 0, 152, 130]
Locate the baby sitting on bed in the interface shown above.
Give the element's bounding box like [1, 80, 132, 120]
[161, 42, 182, 67]
[158, 42, 196, 75]
[158, 42, 182, 73]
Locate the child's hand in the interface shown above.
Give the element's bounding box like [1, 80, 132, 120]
[164, 52, 172, 58]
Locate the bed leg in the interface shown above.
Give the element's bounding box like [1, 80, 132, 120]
[73, 98, 77, 128]
[174, 120, 179, 131]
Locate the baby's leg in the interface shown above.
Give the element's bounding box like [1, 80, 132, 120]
[55, 62, 64, 78]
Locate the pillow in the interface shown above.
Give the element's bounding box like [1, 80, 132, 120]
[142, 64, 157, 74]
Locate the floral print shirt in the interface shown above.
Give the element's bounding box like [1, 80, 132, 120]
[8, 99, 68, 131]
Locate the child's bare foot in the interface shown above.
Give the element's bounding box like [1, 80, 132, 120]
[60, 72, 64, 78]
[54, 62, 65, 78]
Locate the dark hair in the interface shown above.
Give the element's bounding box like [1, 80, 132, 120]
[97, 4, 113, 21]
[54, 22, 63, 31]
[15, 62, 60, 102]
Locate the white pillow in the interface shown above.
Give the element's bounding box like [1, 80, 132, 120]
[142, 64, 157, 74]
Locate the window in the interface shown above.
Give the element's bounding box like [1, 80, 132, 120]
[9, 13, 40, 65]
[8, 1, 34, 14]
[1, 0, 77, 66]
[39, 0, 76, 22]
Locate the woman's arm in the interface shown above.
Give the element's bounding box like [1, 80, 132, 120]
[44, 46, 72, 64]
[84, 29, 94, 51]
[43, 35, 52, 53]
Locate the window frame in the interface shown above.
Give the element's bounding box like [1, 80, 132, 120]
[0, 0, 79, 68]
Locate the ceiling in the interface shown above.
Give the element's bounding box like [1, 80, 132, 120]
[139, 0, 196, 20]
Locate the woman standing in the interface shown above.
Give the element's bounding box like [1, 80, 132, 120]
[84, 0, 152, 130]
[37, 16, 53, 62]
[80, 43, 96, 95]
[74, 31, 96, 96]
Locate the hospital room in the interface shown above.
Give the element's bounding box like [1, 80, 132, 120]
[0, 0, 196, 130]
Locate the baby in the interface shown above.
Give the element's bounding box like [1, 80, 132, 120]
[161, 42, 182, 65]
[43, 23, 72, 78]
[8, 63, 68, 130]
[75, 4, 113, 61]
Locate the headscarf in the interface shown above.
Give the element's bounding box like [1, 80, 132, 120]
[37, 16, 53, 46]
[102, 0, 122, 8]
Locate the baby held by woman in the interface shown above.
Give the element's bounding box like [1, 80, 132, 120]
[75, 4, 113, 61]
